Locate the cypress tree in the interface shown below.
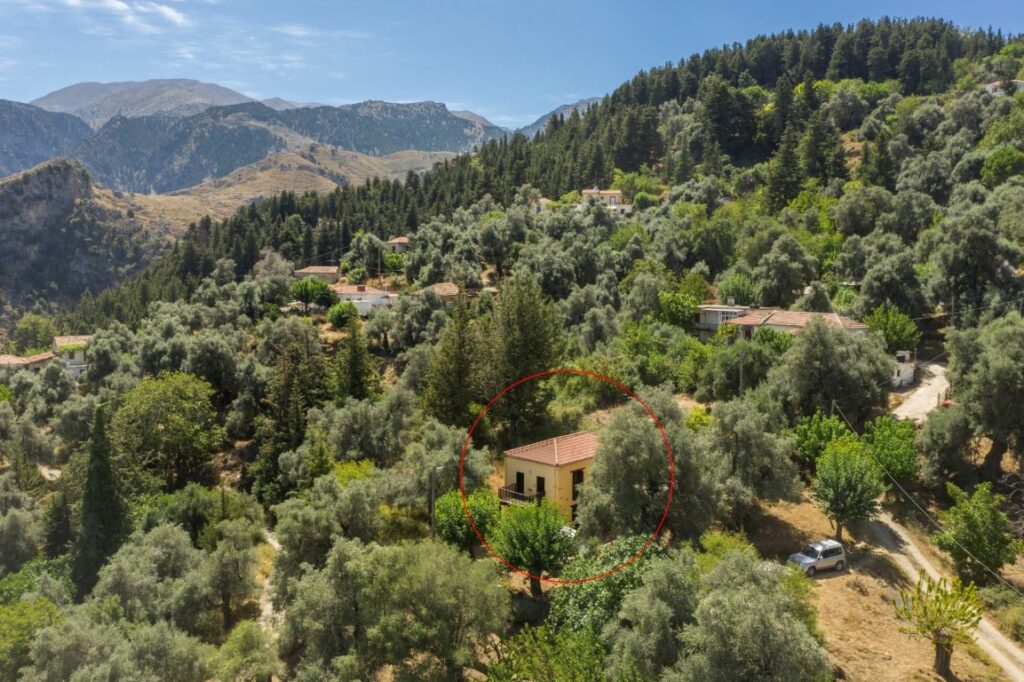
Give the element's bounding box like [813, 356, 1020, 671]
[71, 406, 129, 600]
[766, 125, 804, 212]
[43, 490, 73, 559]
[336, 316, 373, 401]
[859, 128, 897, 191]
[424, 304, 480, 427]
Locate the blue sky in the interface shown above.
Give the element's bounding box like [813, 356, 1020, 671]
[1, 1, 1024, 128]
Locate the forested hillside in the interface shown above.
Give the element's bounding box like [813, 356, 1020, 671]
[3, 17, 1024, 682]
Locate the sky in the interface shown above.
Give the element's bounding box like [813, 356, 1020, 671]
[1, 0, 1024, 128]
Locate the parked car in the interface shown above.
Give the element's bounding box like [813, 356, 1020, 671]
[788, 539, 846, 576]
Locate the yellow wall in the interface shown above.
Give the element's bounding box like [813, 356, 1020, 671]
[504, 457, 591, 520]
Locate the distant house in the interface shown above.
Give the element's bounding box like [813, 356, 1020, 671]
[331, 283, 391, 316]
[580, 188, 633, 216]
[892, 350, 916, 388]
[725, 309, 868, 338]
[696, 303, 751, 339]
[983, 80, 1024, 96]
[385, 236, 411, 254]
[294, 265, 340, 284]
[530, 197, 554, 213]
[501, 431, 597, 521]
[53, 335, 92, 380]
[415, 282, 460, 305]
[0, 352, 55, 373]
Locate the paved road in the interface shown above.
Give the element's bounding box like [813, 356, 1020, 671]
[865, 512, 1024, 681]
[892, 362, 948, 425]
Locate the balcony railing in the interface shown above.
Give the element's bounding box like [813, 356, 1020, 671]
[499, 484, 544, 506]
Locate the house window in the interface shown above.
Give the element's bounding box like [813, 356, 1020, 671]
[571, 469, 584, 501]
[536, 476, 546, 499]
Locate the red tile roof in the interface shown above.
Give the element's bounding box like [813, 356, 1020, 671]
[54, 335, 92, 348]
[0, 352, 55, 367]
[331, 283, 387, 296]
[727, 310, 867, 331]
[504, 431, 598, 467]
[386, 236, 410, 245]
[417, 282, 460, 298]
[295, 265, 338, 274]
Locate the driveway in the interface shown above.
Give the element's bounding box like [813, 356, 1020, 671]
[892, 362, 948, 425]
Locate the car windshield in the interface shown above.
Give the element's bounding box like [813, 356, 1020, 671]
[800, 546, 820, 558]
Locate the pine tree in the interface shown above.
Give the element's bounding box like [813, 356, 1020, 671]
[859, 128, 897, 190]
[766, 125, 803, 212]
[424, 304, 481, 427]
[336, 316, 373, 400]
[772, 75, 794, 145]
[71, 406, 129, 600]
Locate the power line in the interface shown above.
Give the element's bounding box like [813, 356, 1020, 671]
[830, 398, 1024, 599]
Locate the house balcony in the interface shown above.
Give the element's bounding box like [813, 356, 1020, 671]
[499, 484, 544, 506]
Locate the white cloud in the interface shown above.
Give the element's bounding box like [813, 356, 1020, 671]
[137, 1, 189, 27]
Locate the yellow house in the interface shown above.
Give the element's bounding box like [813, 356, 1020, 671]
[500, 431, 597, 521]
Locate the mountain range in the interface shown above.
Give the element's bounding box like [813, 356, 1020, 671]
[0, 79, 516, 194]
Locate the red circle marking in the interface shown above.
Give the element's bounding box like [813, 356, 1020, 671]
[458, 368, 675, 585]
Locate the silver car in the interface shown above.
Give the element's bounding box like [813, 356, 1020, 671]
[788, 539, 846, 576]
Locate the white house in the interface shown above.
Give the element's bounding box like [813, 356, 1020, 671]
[331, 283, 392, 316]
[892, 350, 916, 388]
[580, 188, 633, 216]
[983, 80, 1024, 96]
[696, 303, 751, 339]
[53, 335, 92, 380]
[385, 236, 411, 254]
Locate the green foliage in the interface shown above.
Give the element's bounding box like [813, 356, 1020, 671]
[917, 404, 974, 488]
[326, 301, 358, 329]
[489, 625, 609, 682]
[290, 277, 335, 311]
[12, 314, 56, 354]
[435, 489, 499, 555]
[332, 459, 375, 487]
[812, 438, 884, 542]
[715, 271, 758, 305]
[111, 372, 224, 493]
[894, 572, 982, 676]
[863, 415, 919, 487]
[935, 483, 1023, 583]
[490, 499, 574, 597]
[71, 406, 129, 600]
[424, 303, 481, 427]
[865, 304, 922, 354]
[136, 483, 263, 549]
[0, 384, 11, 403]
[214, 621, 281, 682]
[981, 145, 1024, 189]
[548, 534, 666, 634]
[335, 316, 375, 400]
[0, 596, 60, 680]
[792, 412, 852, 466]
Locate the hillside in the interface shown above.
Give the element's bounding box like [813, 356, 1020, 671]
[0, 159, 165, 328]
[0, 100, 94, 177]
[519, 96, 601, 138]
[30, 78, 253, 128]
[0, 96, 504, 193]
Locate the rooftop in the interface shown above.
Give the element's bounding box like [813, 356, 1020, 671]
[54, 335, 93, 348]
[386, 235, 411, 245]
[295, 265, 339, 274]
[0, 351, 55, 366]
[331, 283, 387, 296]
[726, 309, 867, 331]
[417, 282, 460, 297]
[504, 431, 599, 467]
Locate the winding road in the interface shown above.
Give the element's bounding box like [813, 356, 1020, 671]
[880, 361, 1024, 680]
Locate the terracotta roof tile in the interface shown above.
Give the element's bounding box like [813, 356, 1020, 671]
[331, 283, 387, 296]
[295, 265, 338, 274]
[0, 352, 55, 366]
[386, 236, 410, 245]
[727, 310, 867, 330]
[504, 431, 598, 467]
[417, 282, 460, 297]
[54, 335, 92, 348]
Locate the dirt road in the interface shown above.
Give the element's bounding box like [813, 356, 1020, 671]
[882, 363, 1024, 679]
[865, 512, 1024, 681]
[892, 362, 948, 425]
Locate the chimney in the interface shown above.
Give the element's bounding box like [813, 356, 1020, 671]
[727, 297, 735, 306]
